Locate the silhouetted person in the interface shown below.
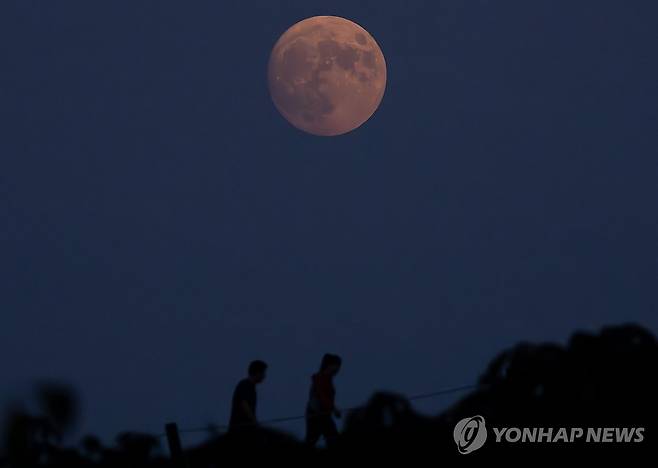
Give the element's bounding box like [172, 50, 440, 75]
[305, 353, 342, 447]
[229, 360, 267, 432]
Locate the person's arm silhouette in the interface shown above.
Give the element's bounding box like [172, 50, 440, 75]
[240, 400, 257, 424]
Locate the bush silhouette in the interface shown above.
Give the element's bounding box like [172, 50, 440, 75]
[2, 323, 655, 465]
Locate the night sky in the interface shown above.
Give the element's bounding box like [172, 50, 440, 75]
[1, 1, 657, 443]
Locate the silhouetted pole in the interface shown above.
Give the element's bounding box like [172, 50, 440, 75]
[165, 422, 188, 468]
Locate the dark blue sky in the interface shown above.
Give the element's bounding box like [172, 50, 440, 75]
[1, 0, 657, 443]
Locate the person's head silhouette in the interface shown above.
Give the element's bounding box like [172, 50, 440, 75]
[248, 360, 268, 384]
[319, 353, 342, 377]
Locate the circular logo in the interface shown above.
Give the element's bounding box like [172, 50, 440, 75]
[453, 415, 488, 454]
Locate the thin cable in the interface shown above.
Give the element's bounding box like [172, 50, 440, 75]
[165, 382, 482, 437]
[408, 384, 480, 401]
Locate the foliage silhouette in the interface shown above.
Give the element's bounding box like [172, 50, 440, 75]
[2, 323, 655, 465]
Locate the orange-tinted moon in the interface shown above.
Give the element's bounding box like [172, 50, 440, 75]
[268, 16, 387, 136]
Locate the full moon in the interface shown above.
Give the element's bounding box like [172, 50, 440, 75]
[268, 16, 387, 136]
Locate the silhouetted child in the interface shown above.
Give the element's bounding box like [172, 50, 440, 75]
[305, 353, 342, 447]
[229, 360, 267, 432]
